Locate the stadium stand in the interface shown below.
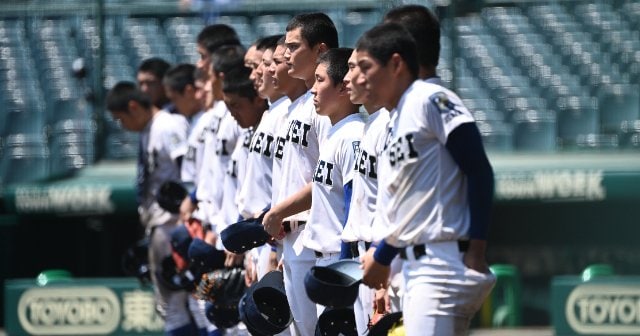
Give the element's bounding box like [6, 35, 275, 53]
[0, 0, 638, 186]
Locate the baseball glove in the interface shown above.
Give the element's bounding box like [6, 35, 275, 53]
[195, 267, 247, 305]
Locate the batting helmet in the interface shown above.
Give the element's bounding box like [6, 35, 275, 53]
[156, 181, 187, 214]
[239, 270, 293, 335]
[305, 260, 363, 308]
[221, 215, 271, 254]
[315, 307, 358, 336]
[367, 312, 404, 336]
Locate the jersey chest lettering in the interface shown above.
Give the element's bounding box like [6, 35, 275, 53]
[355, 149, 377, 179]
[313, 160, 335, 186]
[242, 132, 253, 149]
[197, 127, 208, 143]
[274, 136, 286, 160]
[226, 159, 238, 178]
[185, 146, 196, 161]
[215, 139, 230, 156]
[251, 132, 275, 158]
[210, 116, 222, 134]
[285, 120, 311, 147]
[387, 133, 419, 168]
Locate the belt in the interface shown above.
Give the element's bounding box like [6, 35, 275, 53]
[283, 221, 306, 233]
[349, 241, 372, 258]
[314, 250, 340, 258]
[399, 241, 470, 260]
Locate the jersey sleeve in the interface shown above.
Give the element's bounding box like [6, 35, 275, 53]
[162, 117, 188, 161]
[338, 136, 361, 185]
[425, 90, 475, 144]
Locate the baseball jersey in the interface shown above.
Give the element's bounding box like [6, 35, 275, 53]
[212, 127, 254, 236]
[373, 80, 476, 247]
[270, 96, 295, 208]
[341, 108, 390, 243]
[303, 113, 365, 253]
[181, 110, 212, 185]
[195, 101, 228, 205]
[237, 96, 291, 219]
[275, 90, 331, 221]
[139, 110, 188, 209]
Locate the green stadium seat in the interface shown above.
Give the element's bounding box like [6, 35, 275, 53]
[512, 110, 557, 152]
[599, 84, 640, 133]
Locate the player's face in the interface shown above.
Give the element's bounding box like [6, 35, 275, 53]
[137, 71, 165, 106]
[246, 46, 264, 91]
[344, 49, 368, 105]
[223, 92, 264, 128]
[311, 63, 342, 118]
[258, 48, 277, 99]
[284, 27, 317, 81]
[196, 44, 211, 79]
[356, 51, 392, 109]
[271, 45, 291, 94]
[194, 79, 209, 107]
[110, 104, 148, 132]
[165, 85, 199, 117]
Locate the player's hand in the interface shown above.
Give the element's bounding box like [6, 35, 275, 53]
[244, 254, 257, 287]
[224, 251, 244, 268]
[204, 230, 217, 245]
[361, 247, 390, 290]
[262, 208, 285, 239]
[277, 256, 284, 272]
[373, 288, 391, 314]
[179, 197, 196, 223]
[268, 250, 279, 272]
[463, 239, 491, 274]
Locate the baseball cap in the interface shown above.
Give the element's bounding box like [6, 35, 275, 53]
[305, 259, 363, 308]
[221, 216, 271, 254]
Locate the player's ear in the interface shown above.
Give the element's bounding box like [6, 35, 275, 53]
[389, 53, 404, 77]
[316, 42, 329, 55]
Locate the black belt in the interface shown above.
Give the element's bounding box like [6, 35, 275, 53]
[349, 241, 372, 258]
[283, 221, 306, 233]
[399, 241, 469, 260]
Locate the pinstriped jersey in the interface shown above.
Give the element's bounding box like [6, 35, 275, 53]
[237, 96, 291, 219]
[303, 113, 365, 253]
[341, 108, 390, 243]
[373, 80, 476, 247]
[195, 101, 228, 205]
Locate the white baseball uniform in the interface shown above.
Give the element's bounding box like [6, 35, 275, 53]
[303, 112, 364, 255]
[375, 80, 495, 336]
[338, 107, 390, 335]
[276, 90, 331, 336]
[138, 109, 192, 332]
[195, 101, 228, 217]
[181, 110, 213, 186]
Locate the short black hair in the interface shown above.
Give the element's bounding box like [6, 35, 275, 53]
[164, 63, 196, 93]
[356, 22, 419, 79]
[106, 81, 151, 113]
[197, 24, 242, 54]
[223, 66, 259, 100]
[277, 35, 286, 46]
[286, 13, 339, 49]
[212, 44, 246, 75]
[318, 48, 352, 87]
[137, 57, 171, 79]
[385, 5, 441, 67]
[256, 34, 283, 52]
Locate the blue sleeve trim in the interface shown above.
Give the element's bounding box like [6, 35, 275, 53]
[373, 240, 399, 266]
[189, 189, 198, 204]
[445, 123, 494, 240]
[343, 180, 353, 228]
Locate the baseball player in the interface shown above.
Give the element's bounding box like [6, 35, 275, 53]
[261, 13, 338, 336]
[303, 47, 364, 270]
[235, 35, 289, 284]
[340, 48, 393, 334]
[106, 82, 194, 336]
[357, 23, 496, 335]
[181, 24, 242, 223]
[137, 57, 177, 113]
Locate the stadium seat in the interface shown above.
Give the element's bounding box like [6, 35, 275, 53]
[512, 110, 557, 152]
[599, 84, 640, 134]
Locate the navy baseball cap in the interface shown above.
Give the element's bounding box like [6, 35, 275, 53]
[305, 260, 363, 308]
[220, 217, 271, 254]
[315, 307, 357, 336]
[187, 238, 225, 277]
[170, 225, 192, 260]
[239, 270, 293, 335]
[205, 301, 241, 329]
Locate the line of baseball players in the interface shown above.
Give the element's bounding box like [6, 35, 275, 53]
[106, 4, 496, 336]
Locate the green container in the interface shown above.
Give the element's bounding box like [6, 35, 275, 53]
[487, 264, 522, 327]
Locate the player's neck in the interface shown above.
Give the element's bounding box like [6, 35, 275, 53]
[385, 75, 415, 111]
[419, 65, 436, 80]
[286, 83, 308, 102]
[363, 103, 382, 115]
